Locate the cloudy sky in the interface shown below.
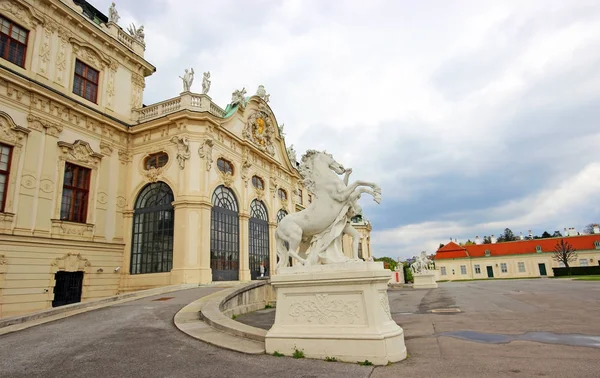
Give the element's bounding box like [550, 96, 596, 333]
[97, 0, 600, 260]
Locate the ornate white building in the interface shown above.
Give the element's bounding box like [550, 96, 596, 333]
[0, 0, 372, 318]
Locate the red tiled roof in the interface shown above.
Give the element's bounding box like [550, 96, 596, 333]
[435, 234, 600, 260]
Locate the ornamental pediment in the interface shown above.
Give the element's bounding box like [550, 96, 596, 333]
[242, 109, 276, 156]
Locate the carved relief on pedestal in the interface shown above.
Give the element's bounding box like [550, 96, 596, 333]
[242, 110, 276, 155]
[288, 294, 361, 325]
[198, 138, 214, 171]
[51, 252, 91, 271]
[379, 290, 392, 321]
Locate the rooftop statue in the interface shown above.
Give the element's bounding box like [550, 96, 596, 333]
[108, 2, 120, 23]
[410, 251, 432, 274]
[179, 68, 194, 92]
[127, 23, 145, 44]
[231, 87, 247, 106]
[275, 150, 381, 272]
[202, 71, 211, 94]
[256, 85, 270, 103]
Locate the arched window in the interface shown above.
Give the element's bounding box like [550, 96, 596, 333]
[276, 209, 288, 223]
[249, 199, 269, 280]
[217, 158, 234, 175]
[252, 175, 264, 190]
[277, 188, 287, 201]
[211, 185, 239, 281]
[131, 182, 174, 274]
[144, 152, 169, 170]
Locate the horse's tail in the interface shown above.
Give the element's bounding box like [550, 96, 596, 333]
[275, 230, 287, 273]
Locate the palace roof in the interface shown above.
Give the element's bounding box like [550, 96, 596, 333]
[435, 234, 600, 260]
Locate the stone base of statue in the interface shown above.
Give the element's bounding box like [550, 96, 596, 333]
[265, 262, 407, 365]
[412, 272, 438, 289]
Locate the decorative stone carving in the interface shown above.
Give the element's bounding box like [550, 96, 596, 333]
[286, 144, 297, 166]
[71, 42, 103, 70]
[241, 158, 252, 187]
[51, 220, 94, 240]
[39, 179, 53, 194]
[116, 196, 127, 208]
[202, 71, 211, 94]
[97, 192, 108, 204]
[106, 60, 117, 109]
[0, 112, 29, 146]
[0, 254, 7, 265]
[127, 23, 145, 44]
[0, 0, 41, 28]
[278, 123, 285, 138]
[118, 149, 132, 164]
[179, 68, 194, 92]
[410, 251, 432, 275]
[38, 25, 53, 76]
[51, 252, 91, 271]
[0, 212, 15, 232]
[170, 136, 190, 169]
[254, 187, 265, 201]
[130, 73, 145, 109]
[57, 140, 103, 168]
[275, 150, 381, 271]
[288, 294, 360, 325]
[143, 166, 164, 183]
[21, 174, 36, 189]
[255, 85, 270, 103]
[108, 2, 120, 23]
[230, 87, 247, 107]
[220, 171, 234, 188]
[197, 138, 214, 171]
[27, 114, 62, 136]
[242, 110, 275, 155]
[380, 291, 392, 321]
[99, 142, 113, 156]
[55, 28, 69, 84]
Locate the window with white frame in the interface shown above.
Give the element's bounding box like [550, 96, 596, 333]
[579, 259, 589, 267]
[500, 263, 507, 273]
[440, 266, 446, 275]
[474, 265, 481, 274]
[518, 262, 526, 273]
[460, 265, 467, 275]
[558, 261, 565, 267]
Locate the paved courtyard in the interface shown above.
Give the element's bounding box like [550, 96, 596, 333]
[1, 279, 599, 377]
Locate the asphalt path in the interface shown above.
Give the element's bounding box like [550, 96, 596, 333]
[0, 287, 373, 378]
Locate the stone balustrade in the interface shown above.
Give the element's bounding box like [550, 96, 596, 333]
[134, 92, 226, 123]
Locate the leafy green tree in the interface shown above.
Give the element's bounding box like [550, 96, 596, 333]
[552, 239, 577, 269]
[541, 231, 552, 238]
[373, 256, 397, 271]
[483, 236, 492, 244]
[552, 230, 563, 238]
[497, 228, 517, 243]
[403, 262, 413, 283]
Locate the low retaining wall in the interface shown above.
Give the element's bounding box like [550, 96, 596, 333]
[200, 280, 274, 342]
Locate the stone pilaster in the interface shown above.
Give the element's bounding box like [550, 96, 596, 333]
[239, 213, 251, 281]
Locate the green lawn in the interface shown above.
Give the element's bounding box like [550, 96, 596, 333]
[553, 275, 600, 281]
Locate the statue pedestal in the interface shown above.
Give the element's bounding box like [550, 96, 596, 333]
[412, 272, 438, 289]
[265, 262, 407, 365]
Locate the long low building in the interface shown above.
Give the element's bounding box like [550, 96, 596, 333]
[434, 234, 600, 280]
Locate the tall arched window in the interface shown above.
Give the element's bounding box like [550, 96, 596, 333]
[249, 200, 269, 280]
[211, 185, 239, 281]
[131, 182, 174, 274]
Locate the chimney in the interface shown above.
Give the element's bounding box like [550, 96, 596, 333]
[519, 232, 524, 240]
[491, 234, 497, 244]
[528, 229, 532, 238]
[594, 224, 600, 234]
[475, 236, 481, 245]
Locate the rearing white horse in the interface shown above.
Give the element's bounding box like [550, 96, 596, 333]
[275, 150, 381, 272]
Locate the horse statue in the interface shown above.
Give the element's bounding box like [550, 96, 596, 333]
[410, 251, 432, 274]
[275, 150, 381, 272]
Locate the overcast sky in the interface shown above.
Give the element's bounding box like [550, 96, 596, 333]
[96, 0, 600, 260]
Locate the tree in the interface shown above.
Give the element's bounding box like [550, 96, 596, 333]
[438, 243, 445, 250]
[463, 239, 474, 246]
[483, 236, 492, 244]
[552, 239, 577, 268]
[497, 228, 517, 243]
[541, 231, 552, 238]
[552, 230, 563, 238]
[583, 223, 599, 234]
[373, 256, 397, 271]
[403, 262, 413, 283]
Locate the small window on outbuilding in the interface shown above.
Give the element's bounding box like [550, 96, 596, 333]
[144, 152, 169, 170]
[594, 240, 600, 250]
[484, 249, 491, 257]
[536, 245, 542, 253]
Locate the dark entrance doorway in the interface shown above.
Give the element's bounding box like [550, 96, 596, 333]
[538, 263, 547, 276]
[486, 266, 494, 278]
[249, 200, 269, 280]
[211, 186, 239, 281]
[52, 271, 83, 307]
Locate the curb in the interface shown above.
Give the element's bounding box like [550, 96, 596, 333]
[0, 283, 200, 331]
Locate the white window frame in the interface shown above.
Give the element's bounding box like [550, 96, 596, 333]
[500, 263, 508, 273]
[460, 265, 467, 275]
[440, 266, 446, 276]
[518, 262, 525, 273]
[474, 264, 481, 274]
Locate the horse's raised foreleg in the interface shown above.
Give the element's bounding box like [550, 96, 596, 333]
[334, 180, 381, 204]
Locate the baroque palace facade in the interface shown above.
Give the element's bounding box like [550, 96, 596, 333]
[0, 0, 372, 318]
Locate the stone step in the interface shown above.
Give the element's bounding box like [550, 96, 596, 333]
[177, 319, 265, 354]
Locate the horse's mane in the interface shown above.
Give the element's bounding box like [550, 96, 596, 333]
[299, 149, 331, 194]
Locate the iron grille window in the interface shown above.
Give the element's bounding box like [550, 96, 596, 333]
[249, 200, 269, 280]
[144, 152, 169, 169]
[217, 158, 234, 175]
[130, 182, 174, 274]
[73, 59, 99, 103]
[52, 271, 84, 307]
[211, 186, 239, 281]
[0, 143, 13, 212]
[60, 163, 91, 223]
[0, 15, 28, 67]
